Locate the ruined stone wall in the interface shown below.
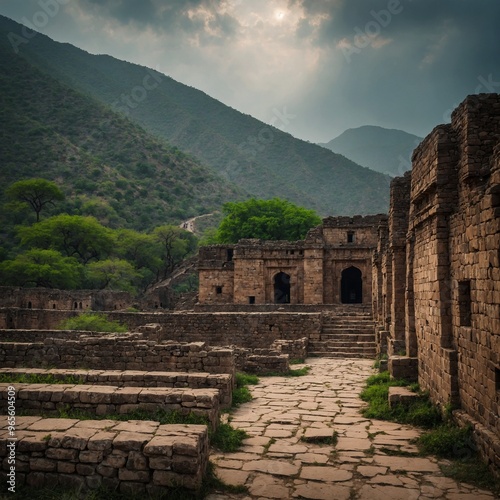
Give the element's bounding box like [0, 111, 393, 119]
[197, 216, 384, 307]
[447, 96, 500, 450]
[320, 215, 386, 247]
[381, 94, 500, 472]
[388, 173, 411, 354]
[198, 246, 235, 304]
[322, 248, 373, 305]
[0, 311, 322, 350]
[0, 288, 135, 311]
[409, 124, 459, 403]
[0, 336, 235, 376]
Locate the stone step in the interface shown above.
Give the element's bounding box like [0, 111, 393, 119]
[308, 351, 375, 359]
[0, 383, 220, 430]
[0, 368, 233, 408]
[322, 328, 375, 334]
[308, 342, 376, 353]
[321, 334, 376, 341]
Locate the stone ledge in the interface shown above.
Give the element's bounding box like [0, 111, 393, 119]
[0, 368, 233, 408]
[0, 384, 220, 430]
[388, 386, 419, 407]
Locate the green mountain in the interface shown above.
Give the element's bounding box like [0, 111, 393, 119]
[319, 126, 422, 177]
[0, 33, 243, 239]
[0, 15, 390, 216]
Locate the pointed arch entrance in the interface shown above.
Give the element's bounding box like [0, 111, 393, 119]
[341, 266, 362, 304]
[274, 272, 291, 304]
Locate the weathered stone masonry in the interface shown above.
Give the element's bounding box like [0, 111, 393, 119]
[375, 94, 500, 472]
[198, 215, 386, 307]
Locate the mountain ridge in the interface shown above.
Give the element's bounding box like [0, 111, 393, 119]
[319, 125, 422, 177]
[0, 15, 390, 216]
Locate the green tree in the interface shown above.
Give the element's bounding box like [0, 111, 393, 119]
[215, 198, 322, 243]
[152, 225, 198, 280]
[17, 214, 115, 264]
[86, 258, 140, 293]
[115, 229, 161, 290]
[5, 178, 64, 222]
[0, 249, 83, 288]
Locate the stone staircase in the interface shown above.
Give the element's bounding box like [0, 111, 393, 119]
[309, 307, 376, 358]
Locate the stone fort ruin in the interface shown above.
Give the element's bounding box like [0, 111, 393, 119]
[0, 94, 499, 489]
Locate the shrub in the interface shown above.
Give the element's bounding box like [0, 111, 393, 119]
[58, 313, 128, 333]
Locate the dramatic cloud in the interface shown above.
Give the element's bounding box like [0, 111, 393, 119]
[1, 0, 499, 141]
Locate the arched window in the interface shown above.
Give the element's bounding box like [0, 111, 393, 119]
[274, 272, 291, 304]
[341, 267, 362, 304]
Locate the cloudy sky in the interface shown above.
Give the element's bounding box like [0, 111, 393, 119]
[1, 0, 499, 142]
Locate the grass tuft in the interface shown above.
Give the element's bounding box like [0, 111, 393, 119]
[360, 371, 442, 429]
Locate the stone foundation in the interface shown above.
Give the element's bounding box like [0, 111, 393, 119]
[0, 417, 209, 492]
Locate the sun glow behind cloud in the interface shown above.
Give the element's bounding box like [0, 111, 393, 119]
[2, 0, 499, 141]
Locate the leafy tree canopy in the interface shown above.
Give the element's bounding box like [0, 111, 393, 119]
[215, 198, 322, 243]
[17, 214, 115, 264]
[86, 259, 140, 293]
[5, 178, 64, 222]
[0, 249, 83, 289]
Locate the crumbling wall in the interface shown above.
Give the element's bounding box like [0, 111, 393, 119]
[380, 93, 500, 472]
[0, 335, 235, 376]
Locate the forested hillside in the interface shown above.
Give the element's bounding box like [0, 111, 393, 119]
[0, 36, 243, 241]
[0, 15, 391, 216]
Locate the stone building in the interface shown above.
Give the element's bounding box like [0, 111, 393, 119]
[198, 215, 386, 308]
[374, 93, 500, 471]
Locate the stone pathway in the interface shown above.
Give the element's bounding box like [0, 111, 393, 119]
[208, 358, 496, 500]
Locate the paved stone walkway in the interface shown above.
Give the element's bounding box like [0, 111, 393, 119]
[208, 358, 496, 500]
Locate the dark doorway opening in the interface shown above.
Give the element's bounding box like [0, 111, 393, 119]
[341, 266, 362, 304]
[274, 272, 291, 304]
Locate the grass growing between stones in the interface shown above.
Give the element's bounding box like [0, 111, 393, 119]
[414, 424, 500, 496]
[210, 422, 248, 452]
[231, 372, 259, 408]
[361, 372, 500, 496]
[260, 365, 311, 377]
[301, 430, 338, 446]
[360, 371, 442, 429]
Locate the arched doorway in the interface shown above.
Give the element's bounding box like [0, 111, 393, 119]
[274, 272, 291, 304]
[341, 266, 362, 304]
